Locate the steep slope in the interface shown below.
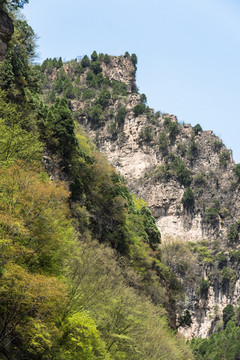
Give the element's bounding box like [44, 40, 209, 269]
[41, 53, 240, 339]
[0, 9, 13, 60]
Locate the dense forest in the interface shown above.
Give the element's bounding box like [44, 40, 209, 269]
[1, 1, 240, 360]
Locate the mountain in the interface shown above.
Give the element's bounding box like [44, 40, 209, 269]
[0, 11, 194, 359]
[41, 53, 240, 340]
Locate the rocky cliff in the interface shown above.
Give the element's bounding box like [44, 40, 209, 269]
[41, 54, 240, 339]
[0, 10, 13, 61]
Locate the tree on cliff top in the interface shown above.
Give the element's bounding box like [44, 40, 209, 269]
[0, 0, 29, 11]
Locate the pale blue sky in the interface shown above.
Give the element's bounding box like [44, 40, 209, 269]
[23, 0, 240, 162]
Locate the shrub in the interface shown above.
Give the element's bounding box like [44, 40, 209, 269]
[140, 93, 147, 104]
[112, 80, 128, 96]
[140, 126, 153, 142]
[103, 54, 111, 64]
[168, 121, 179, 141]
[131, 53, 137, 70]
[81, 55, 90, 68]
[158, 132, 169, 153]
[219, 150, 230, 167]
[90, 61, 102, 74]
[234, 163, 240, 181]
[96, 89, 111, 108]
[187, 138, 199, 160]
[91, 50, 98, 61]
[54, 77, 63, 93]
[223, 304, 234, 328]
[199, 277, 210, 298]
[227, 221, 240, 243]
[115, 107, 127, 124]
[133, 104, 146, 117]
[88, 105, 104, 123]
[82, 89, 93, 100]
[178, 310, 192, 327]
[193, 173, 207, 187]
[181, 188, 195, 208]
[216, 252, 227, 269]
[213, 139, 223, 151]
[172, 158, 192, 186]
[193, 123, 202, 135]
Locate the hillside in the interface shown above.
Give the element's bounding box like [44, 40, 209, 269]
[2, 2, 240, 359]
[0, 6, 195, 360]
[40, 53, 240, 340]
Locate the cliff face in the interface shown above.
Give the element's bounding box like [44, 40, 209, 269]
[42, 54, 240, 338]
[0, 10, 13, 61]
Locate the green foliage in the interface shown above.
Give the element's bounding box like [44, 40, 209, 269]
[193, 123, 202, 135]
[96, 89, 111, 108]
[191, 320, 240, 360]
[60, 312, 110, 359]
[140, 125, 153, 142]
[168, 121, 179, 141]
[158, 132, 169, 153]
[219, 149, 230, 167]
[199, 277, 210, 298]
[234, 163, 240, 181]
[42, 98, 78, 158]
[91, 50, 98, 61]
[227, 221, 240, 243]
[204, 201, 221, 223]
[81, 55, 91, 68]
[130, 53, 137, 71]
[0, 0, 29, 11]
[103, 54, 111, 64]
[0, 19, 41, 99]
[187, 138, 199, 160]
[133, 103, 146, 116]
[140, 93, 147, 104]
[115, 106, 127, 124]
[111, 80, 128, 96]
[216, 251, 228, 269]
[181, 187, 195, 208]
[0, 90, 42, 165]
[149, 156, 192, 186]
[0, 15, 194, 357]
[223, 305, 234, 328]
[88, 104, 104, 123]
[213, 139, 223, 151]
[140, 205, 161, 250]
[171, 157, 192, 186]
[82, 89, 94, 99]
[178, 310, 193, 327]
[91, 60, 102, 74]
[193, 173, 207, 187]
[54, 77, 63, 93]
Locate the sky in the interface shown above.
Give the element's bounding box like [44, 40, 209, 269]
[22, 0, 240, 162]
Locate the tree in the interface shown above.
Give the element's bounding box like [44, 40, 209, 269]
[115, 107, 127, 124]
[0, 0, 29, 11]
[181, 188, 195, 208]
[91, 61, 102, 74]
[133, 103, 145, 117]
[131, 53, 137, 70]
[81, 55, 90, 68]
[59, 312, 110, 359]
[91, 50, 98, 61]
[96, 89, 111, 108]
[46, 98, 78, 157]
[223, 304, 235, 328]
[193, 123, 202, 135]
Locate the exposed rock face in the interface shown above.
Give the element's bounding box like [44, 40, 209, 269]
[0, 10, 13, 61]
[43, 55, 240, 339]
